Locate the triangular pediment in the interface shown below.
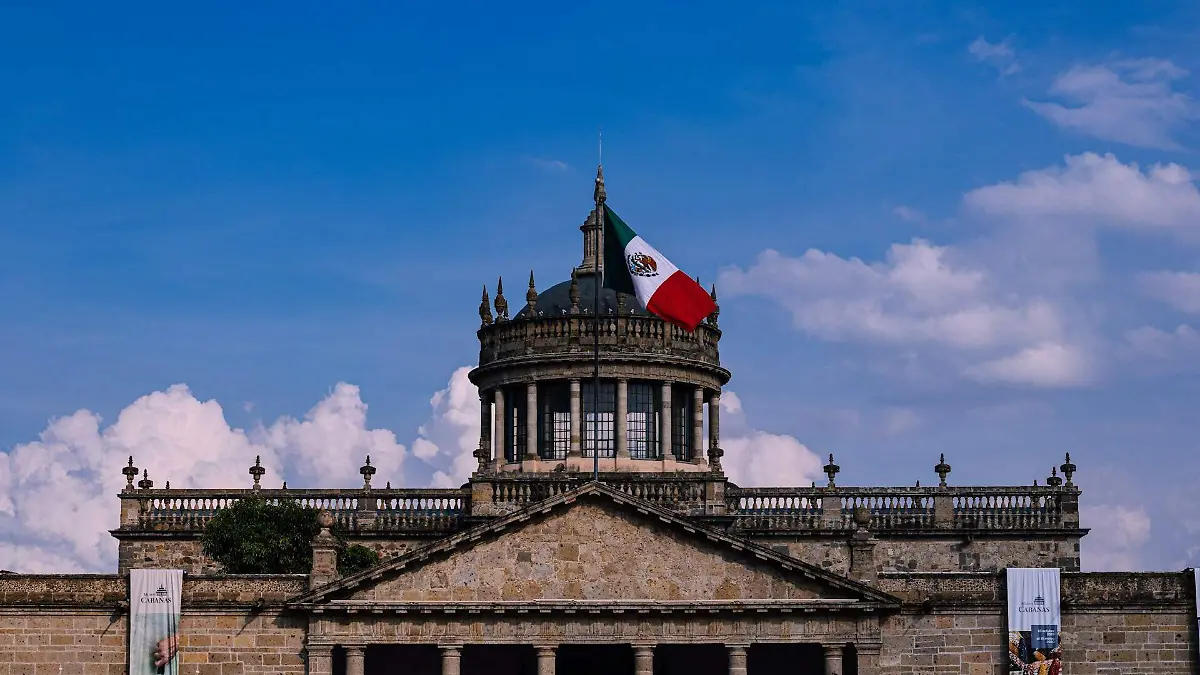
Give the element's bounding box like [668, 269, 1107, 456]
[290, 482, 899, 609]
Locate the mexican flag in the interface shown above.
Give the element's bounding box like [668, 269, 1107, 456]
[602, 204, 716, 331]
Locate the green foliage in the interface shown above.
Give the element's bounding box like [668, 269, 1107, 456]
[338, 544, 380, 575]
[201, 497, 321, 574]
[201, 497, 385, 576]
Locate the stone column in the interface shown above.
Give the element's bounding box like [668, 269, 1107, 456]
[441, 646, 462, 675]
[478, 391, 491, 467]
[305, 645, 333, 675]
[727, 645, 747, 675]
[493, 389, 506, 466]
[633, 645, 654, 675]
[345, 646, 365, 675]
[823, 645, 843, 675]
[525, 381, 539, 460]
[568, 379, 582, 457]
[616, 378, 629, 458]
[536, 646, 556, 675]
[692, 388, 705, 461]
[708, 390, 721, 457]
[660, 382, 672, 460]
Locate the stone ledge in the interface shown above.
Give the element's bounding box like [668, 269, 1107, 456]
[877, 570, 1195, 608]
[0, 574, 308, 607]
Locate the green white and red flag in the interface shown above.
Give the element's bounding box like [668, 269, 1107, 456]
[602, 204, 716, 331]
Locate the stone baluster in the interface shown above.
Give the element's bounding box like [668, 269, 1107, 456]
[568, 379, 582, 458]
[441, 646, 462, 675]
[525, 382, 539, 461]
[536, 646, 556, 675]
[493, 389, 506, 467]
[727, 645, 748, 675]
[616, 378, 629, 459]
[634, 645, 654, 675]
[345, 646, 365, 675]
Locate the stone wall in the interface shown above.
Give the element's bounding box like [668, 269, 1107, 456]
[0, 575, 308, 675]
[876, 572, 1198, 674]
[118, 537, 421, 575]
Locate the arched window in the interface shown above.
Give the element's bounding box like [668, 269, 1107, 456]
[627, 381, 660, 459]
[504, 386, 526, 463]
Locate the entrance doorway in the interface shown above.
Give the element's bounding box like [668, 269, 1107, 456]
[748, 643, 825, 674]
[556, 644, 634, 675]
[653, 643, 727, 675]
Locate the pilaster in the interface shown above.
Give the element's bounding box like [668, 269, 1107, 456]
[568, 379, 582, 458]
[691, 387, 705, 462]
[525, 381, 538, 461]
[660, 382, 672, 463]
[616, 378, 629, 459]
[493, 389, 506, 468]
[305, 645, 333, 675]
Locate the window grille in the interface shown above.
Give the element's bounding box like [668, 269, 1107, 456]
[672, 385, 693, 460]
[582, 381, 616, 458]
[538, 382, 571, 460]
[627, 381, 661, 459]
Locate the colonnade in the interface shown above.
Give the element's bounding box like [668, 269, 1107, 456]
[477, 379, 721, 467]
[308, 641, 869, 675]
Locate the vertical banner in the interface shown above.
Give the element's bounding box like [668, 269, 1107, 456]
[129, 569, 183, 675]
[1007, 568, 1062, 675]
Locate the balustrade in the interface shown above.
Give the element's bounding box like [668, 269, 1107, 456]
[478, 314, 721, 367]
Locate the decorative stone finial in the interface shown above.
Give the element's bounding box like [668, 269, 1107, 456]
[360, 455, 376, 489]
[823, 453, 840, 488]
[935, 453, 952, 487]
[317, 510, 334, 530]
[1060, 452, 1076, 487]
[282, 481, 287, 490]
[137, 469, 153, 491]
[122, 456, 139, 491]
[616, 292, 626, 315]
[479, 285, 493, 326]
[1046, 466, 1062, 488]
[569, 269, 580, 313]
[915, 480, 920, 488]
[494, 277, 509, 321]
[164, 480, 170, 490]
[249, 455, 265, 489]
[852, 506, 871, 529]
[707, 284, 720, 327]
[526, 270, 537, 310]
[385, 481, 391, 489]
[594, 164, 606, 205]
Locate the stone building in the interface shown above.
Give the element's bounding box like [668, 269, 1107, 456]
[1, 168, 1197, 675]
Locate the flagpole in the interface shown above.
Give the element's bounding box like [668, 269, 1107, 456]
[592, 132, 603, 482]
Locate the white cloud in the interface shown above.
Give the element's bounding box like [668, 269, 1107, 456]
[1080, 503, 1152, 572]
[1138, 271, 1200, 313]
[528, 157, 570, 172]
[0, 382, 414, 573]
[891, 205, 926, 223]
[720, 391, 824, 488]
[411, 367, 481, 488]
[1023, 59, 1196, 149]
[963, 152, 1200, 231]
[968, 36, 1020, 76]
[963, 342, 1093, 388]
[1123, 324, 1200, 359]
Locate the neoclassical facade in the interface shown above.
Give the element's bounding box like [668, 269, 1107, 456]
[1, 169, 1196, 675]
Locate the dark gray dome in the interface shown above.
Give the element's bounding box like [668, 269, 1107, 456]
[514, 273, 652, 319]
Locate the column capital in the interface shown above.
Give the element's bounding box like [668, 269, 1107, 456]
[343, 645, 366, 653]
[304, 644, 334, 656]
[534, 645, 557, 655]
[438, 644, 463, 653]
[726, 644, 749, 654]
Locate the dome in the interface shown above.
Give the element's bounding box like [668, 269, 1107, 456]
[514, 273, 653, 319]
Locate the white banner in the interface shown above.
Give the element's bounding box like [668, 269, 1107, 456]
[1007, 568, 1062, 675]
[129, 569, 183, 675]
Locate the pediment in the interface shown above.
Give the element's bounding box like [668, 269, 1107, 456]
[291, 483, 898, 609]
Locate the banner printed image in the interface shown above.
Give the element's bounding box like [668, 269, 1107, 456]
[1007, 568, 1062, 675]
[129, 569, 183, 675]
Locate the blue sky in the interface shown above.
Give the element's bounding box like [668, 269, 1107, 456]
[2, 1, 1200, 572]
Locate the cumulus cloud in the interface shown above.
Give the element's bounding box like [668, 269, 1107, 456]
[963, 152, 1200, 231]
[1123, 324, 1200, 360]
[717, 239, 1089, 387]
[0, 382, 425, 573]
[1080, 503, 1152, 572]
[1023, 59, 1196, 149]
[968, 36, 1020, 76]
[1138, 271, 1200, 313]
[719, 392, 824, 488]
[411, 367, 482, 488]
[891, 205, 926, 223]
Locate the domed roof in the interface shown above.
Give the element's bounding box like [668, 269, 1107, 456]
[515, 273, 653, 319]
